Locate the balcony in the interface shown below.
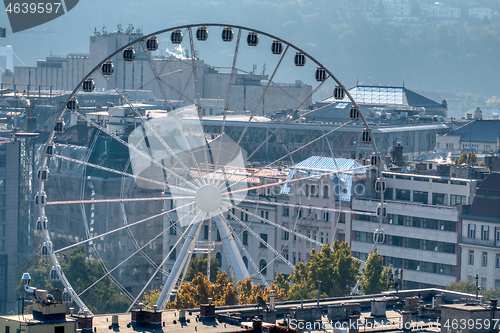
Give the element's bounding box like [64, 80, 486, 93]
[460, 236, 500, 248]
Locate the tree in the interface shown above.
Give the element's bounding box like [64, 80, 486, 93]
[480, 288, 500, 303]
[467, 152, 477, 164]
[446, 279, 477, 294]
[272, 273, 290, 301]
[185, 255, 219, 282]
[287, 242, 360, 300]
[359, 249, 390, 295]
[457, 151, 468, 165]
[16, 245, 129, 314]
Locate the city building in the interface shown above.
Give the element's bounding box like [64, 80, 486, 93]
[351, 170, 477, 289]
[459, 172, 500, 290]
[0, 131, 37, 314]
[436, 119, 500, 156]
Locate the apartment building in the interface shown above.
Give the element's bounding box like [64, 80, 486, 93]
[459, 173, 500, 290]
[351, 171, 477, 289]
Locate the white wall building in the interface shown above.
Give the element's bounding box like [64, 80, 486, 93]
[351, 171, 477, 289]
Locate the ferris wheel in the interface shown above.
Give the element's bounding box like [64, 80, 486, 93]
[35, 23, 385, 314]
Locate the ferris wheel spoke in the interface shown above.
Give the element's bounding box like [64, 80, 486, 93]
[50, 153, 191, 192]
[220, 119, 355, 194]
[245, 75, 330, 162]
[154, 211, 205, 311]
[213, 44, 289, 188]
[212, 28, 242, 177]
[217, 211, 269, 287]
[70, 108, 198, 191]
[53, 201, 194, 254]
[226, 209, 294, 270]
[128, 211, 203, 312]
[77, 206, 196, 299]
[46, 195, 193, 205]
[224, 163, 370, 197]
[97, 71, 204, 188]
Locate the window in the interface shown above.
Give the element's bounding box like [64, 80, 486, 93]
[265, 211, 269, 220]
[242, 256, 248, 268]
[283, 230, 289, 240]
[0, 180, 4, 191]
[355, 231, 371, 243]
[413, 191, 428, 204]
[242, 231, 248, 246]
[406, 216, 420, 228]
[439, 242, 455, 254]
[357, 214, 371, 221]
[339, 213, 345, 223]
[405, 238, 420, 249]
[432, 193, 447, 205]
[323, 185, 329, 198]
[382, 188, 393, 200]
[440, 220, 456, 232]
[405, 259, 420, 271]
[482, 252, 488, 267]
[296, 208, 302, 218]
[260, 233, 267, 248]
[169, 246, 176, 260]
[469, 250, 474, 265]
[387, 257, 403, 268]
[468, 224, 476, 239]
[283, 206, 289, 216]
[396, 189, 411, 201]
[387, 236, 403, 247]
[423, 240, 438, 251]
[320, 232, 324, 243]
[203, 225, 209, 239]
[323, 211, 330, 222]
[421, 262, 437, 274]
[298, 252, 301, 262]
[169, 221, 176, 235]
[216, 230, 221, 241]
[481, 225, 489, 240]
[496, 253, 500, 268]
[422, 218, 439, 230]
[450, 195, 466, 205]
[446, 143, 454, 149]
[439, 264, 454, 276]
[216, 252, 222, 267]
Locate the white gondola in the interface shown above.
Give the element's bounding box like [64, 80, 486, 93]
[54, 119, 64, 133]
[375, 179, 386, 193]
[50, 266, 60, 282]
[349, 105, 360, 120]
[35, 191, 47, 206]
[362, 128, 372, 143]
[334, 85, 345, 100]
[315, 67, 326, 82]
[36, 217, 48, 230]
[37, 167, 49, 181]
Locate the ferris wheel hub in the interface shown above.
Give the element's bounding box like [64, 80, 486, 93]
[195, 184, 223, 212]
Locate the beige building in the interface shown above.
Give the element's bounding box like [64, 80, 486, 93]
[351, 171, 477, 289]
[459, 173, 500, 290]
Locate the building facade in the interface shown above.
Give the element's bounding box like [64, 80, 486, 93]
[351, 171, 477, 289]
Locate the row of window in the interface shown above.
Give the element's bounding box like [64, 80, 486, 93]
[467, 224, 500, 241]
[357, 214, 457, 232]
[468, 250, 500, 268]
[354, 231, 455, 253]
[354, 253, 455, 276]
[388, 188, 466, 206]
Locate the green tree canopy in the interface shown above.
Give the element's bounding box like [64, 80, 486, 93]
[287, 241, 360, 300]
[185, 255, 219, 282]
[359, 249, 390, 295]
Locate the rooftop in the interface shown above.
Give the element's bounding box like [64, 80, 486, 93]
[444, 119, 500, 143]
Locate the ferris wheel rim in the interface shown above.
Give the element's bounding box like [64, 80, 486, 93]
[37, 23, 384, 314]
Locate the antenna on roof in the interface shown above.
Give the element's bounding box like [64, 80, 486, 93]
[403, 80, 405, 88]
[356, 78, 358, 86]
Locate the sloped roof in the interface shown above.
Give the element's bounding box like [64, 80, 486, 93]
[280, 156, 367, 201]
[466, 172, 500, 221]
[444, 120, 500, 143]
